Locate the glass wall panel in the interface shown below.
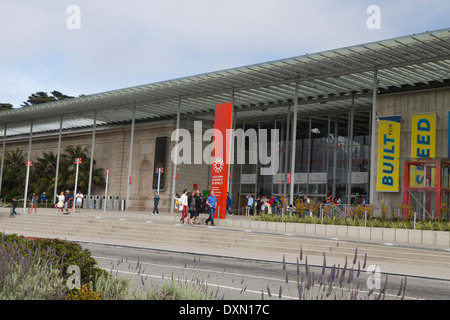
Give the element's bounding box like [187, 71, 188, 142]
[335, 114, 349, 202]
[350, 111, 370, 204]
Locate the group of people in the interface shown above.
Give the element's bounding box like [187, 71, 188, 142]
[56, 190, 84, 214]
[9, 190, 84, 217]
[245, 194, 286, 216]
[171, 189, 221, 226]
[326, 196, 342, 205]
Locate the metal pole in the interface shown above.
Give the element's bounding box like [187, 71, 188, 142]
[104, 171, 109, 213]
[228, 91, 236, 196]
[53, 115, 63, 204]
[306, 117, 312, 196]
[284, 105, 291, 196]
[414, 212, 417, 230]
[369, 68, 378, 205]
[0, 124, 7, 198]
[364, 210, 367, 228]
[126, 104, 136, 211]
[171, 99, 181, 212]
[238, 124, 245, 217]
[23, 120, 33, 213]
[87, 112, 97, 208]
[332, 116, 338, 198]
[347, 96, 355, 205]
[157, 168, 161, 194]
[321, 204, 323, 224]
[73, 159, 80, 214]
[289, 82, 299, 206]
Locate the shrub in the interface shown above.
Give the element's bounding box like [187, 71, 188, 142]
[0, 236, 68, 300]
[88, 273, 136, 300]
[67, 284, 101, 300]
[1, 233, 108, 286]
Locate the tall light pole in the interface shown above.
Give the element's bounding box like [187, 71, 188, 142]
[73, 158, 82, 214]
[24, 161, 32, 213]
[104, 169, 111, 212]
[155, 167, 164, 194]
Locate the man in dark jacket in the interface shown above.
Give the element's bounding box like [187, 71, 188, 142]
[152, 192, 160, 215]
[10, 197, 18, 217]
[194, 190, 203, 224]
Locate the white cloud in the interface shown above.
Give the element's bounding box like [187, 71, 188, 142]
[0, 0, 449, 107]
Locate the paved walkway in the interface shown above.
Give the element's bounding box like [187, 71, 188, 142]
[2, 206, 450, 280]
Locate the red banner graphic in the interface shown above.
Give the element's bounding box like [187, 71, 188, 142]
[210, 102, 233, 220]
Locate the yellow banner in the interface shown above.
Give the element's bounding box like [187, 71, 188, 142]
[410, 113, 436, 187]
[377, 117, 401, 192]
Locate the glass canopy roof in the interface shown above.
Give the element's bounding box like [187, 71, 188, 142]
[1, 28, 449, 138]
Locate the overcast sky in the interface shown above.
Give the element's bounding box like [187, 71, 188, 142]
[1, 0, 449, 108]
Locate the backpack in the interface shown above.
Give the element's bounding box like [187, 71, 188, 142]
[273, 197, 278, 203]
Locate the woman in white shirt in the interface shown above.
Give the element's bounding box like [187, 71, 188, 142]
[75, 192, 83, 213]
[57, 192, 65, 214]
[180, 189, 188, 224]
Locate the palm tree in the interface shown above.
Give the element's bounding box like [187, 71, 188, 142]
[31, 151, 58, 198]
[60, 145, 105, 192]
[1, 145, 105, 200]
[1, 149, 27, 198]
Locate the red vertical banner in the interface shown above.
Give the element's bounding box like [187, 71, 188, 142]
[211, 102, 233, 220]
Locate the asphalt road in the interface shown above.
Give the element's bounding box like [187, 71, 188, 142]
[81, 242, 450, 301]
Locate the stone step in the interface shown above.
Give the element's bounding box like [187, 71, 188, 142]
[2, 214, 450, 267]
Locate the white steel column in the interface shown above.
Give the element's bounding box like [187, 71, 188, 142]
[283, 105, 291, 197]
[228, 91, 236, 196]
[53, 116, 63, 204]
[171, 99, 181, 212]
[126, 104, 136, 211]
[23, 120, 33, 213]
[0, 124, 7, 199]
[347, 97, 355, 204]
[87, 112, 97, 208]
[289, 82, 299, 205]
[73, 158, 81, 214]
[306, 117, 312, 195]
[369, 68, 378, 205]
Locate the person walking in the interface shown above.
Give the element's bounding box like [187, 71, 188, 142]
[205, 191, 217, 226]
[41, 192, 47, 207]
[64, 190, 72, 215]
[174, 193, 181, 215]
[261, 196, 269, 214]
[152, 191, 160, 215]
[75, 191, 83, 213]
[56, 191, 64, 214]
[255, 196, 262, 215]
[226, 192, 233, 216]
[187, 191, 197, 225]
[246, 194, 254, 216]
[194, 190, 203, 224]
[10, 197, 18, 217]
[30, 193, 38, 214]
[180, 189, 188, 224]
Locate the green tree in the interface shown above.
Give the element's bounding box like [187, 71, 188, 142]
[21, 91, 74, 107]
[52, 145, 105, 196]
[0, 103, 13, 111]
[31, 151, 59, 197]
[1, 149, 27, 198]
[1, 146, 105, 201]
